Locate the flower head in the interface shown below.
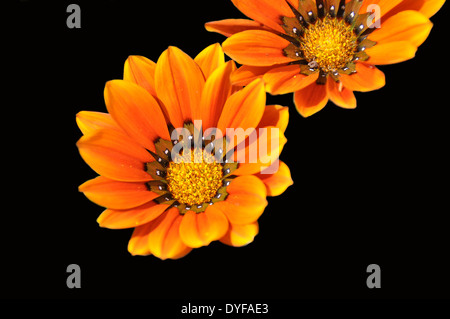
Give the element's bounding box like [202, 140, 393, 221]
[206, 0, 445, 117]
[76, 44, 293, 259]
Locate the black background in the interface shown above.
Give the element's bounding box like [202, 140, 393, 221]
[4, 0, 449, 304]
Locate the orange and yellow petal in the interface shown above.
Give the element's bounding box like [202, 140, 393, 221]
[205, 19, 267, 38]
[230, 65, 273, 87]
[220, 221, 259, 247]
[233, 125, 287, 175]
[104, 80, 170, 150]
[79, 176, 159, 210]
[76, 128, 152, 182]
[217, 78, 266, 133]
[257, 104, 289, 133]
[146, 208, 192, 260]
[369, 10, 433, 47]
[365, 41, 417, 65]
[179, 206, 229, 248]
[294, 82, 329, 118]
[155, 46, 205, 128]
[231, 104, 289, 175]
[76, 111, 120, 136]
[263, 65, 319, 95]
[128, 222, 153, 256]
[255, 160, 293, 197]
[418, 0, 445, 18]
[339, 63, 385, 92]
[194, 43, 226, 80]
[200, 60, 236, 130]
[230, 0, 294, 33]
[97, 201, 169, 229]
[327, 80, 357, 109]
[223, 30, 293, 67]
[360, 0, 404, 18]
[380, 0, 445, 19]
[123, 55, 157, 97]
[215, 175, 267, 225]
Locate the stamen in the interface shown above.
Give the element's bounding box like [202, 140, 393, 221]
[299, 16, 358, 73]
[166, 149, 223, 206]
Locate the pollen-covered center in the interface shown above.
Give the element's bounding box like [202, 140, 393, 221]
[166, 149, 223, 206]
[300, 16, 358, 73]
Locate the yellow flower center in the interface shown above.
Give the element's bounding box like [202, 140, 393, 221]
[166, 149, 223, 206]
[300, 16, 358, 73]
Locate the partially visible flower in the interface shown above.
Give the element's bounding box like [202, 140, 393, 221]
[206, 0, 445, 117]
[76, 44, 293, 259]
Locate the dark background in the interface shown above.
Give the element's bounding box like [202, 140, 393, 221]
[4, 0, 449, 302]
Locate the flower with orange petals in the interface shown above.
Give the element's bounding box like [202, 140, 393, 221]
[206, 0, 445, 117]
[76, 44, 293, 260]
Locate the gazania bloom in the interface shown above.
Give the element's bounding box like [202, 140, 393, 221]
[206, 0, 445, 117]
[76, 44, 293, 259]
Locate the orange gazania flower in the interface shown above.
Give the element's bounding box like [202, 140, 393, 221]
[206, 0, 445, 117]
[76, 44, 293, 260]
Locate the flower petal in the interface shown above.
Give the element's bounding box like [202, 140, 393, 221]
[255, 160, 293, 196]
[179, 206, 229, 248]
[128, 223, 153, 256]
[360, 0, 404, 18]
[205, 18, 268, 37]
[231, 104, 289, 176]
[369, 10, 433, 47]
[97, 201, 169, 229]
[79, 176, 159, 210]
[419, 0, 445, 18]
[76, 111, 120, 136]
[365, 41, 417, 65]
[223, 30, 293, 67]
[123, 55, 157, 97]
[200, 61, 236, 130]
[220, 221, 259, 247]
[104, 80, 170, 150]
[146, 208, 192, 260]
[217, 78, 265, 133]
[293, 82, 329, 117]
[231, 104, 290, 175]
[327, 80, 357, 109]
[215, 175, 267, 225]
[339, 63, 385, 92]
[231, 65, 273, 87]
[233, 125, 287, 175]
[76, 128, 152, 182]
[257, 104, 289, 133]
[155, 46, 205, 128]
[230, 0, 295, 33]
[379, 0, 445, 19]
[194, 43, 225, 80]
[263, 65, 319, 95]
